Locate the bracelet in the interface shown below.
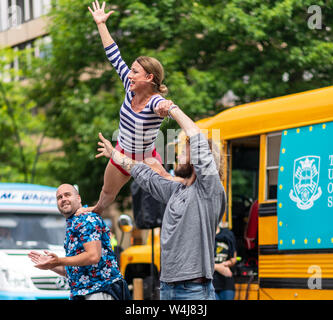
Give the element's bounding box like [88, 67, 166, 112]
[168, 104, 179, 119]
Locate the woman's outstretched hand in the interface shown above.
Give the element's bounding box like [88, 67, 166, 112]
[88, 1, 114, 25]
[96, 132, 114, 159]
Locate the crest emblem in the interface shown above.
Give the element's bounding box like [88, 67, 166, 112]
[289, 156, 322, 210]
[55, 276, 70, 290]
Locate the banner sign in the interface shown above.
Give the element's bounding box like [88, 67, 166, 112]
[0, 190, 56, 206]
[277, 121, 333, 250]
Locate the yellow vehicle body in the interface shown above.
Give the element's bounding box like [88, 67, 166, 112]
[120, 86, 333, 300]
[120, 243, 160, 275]
[197, 85, 333, 300]
[196, 86, 333, 140]
[120, 229, 161, 293]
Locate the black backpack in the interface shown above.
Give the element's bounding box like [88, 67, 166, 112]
[130, 181, 166, 229]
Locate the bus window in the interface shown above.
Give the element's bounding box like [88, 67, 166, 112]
[266, 133, 281, 200]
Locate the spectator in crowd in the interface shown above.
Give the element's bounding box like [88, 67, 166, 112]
[213, 221, 237, 300]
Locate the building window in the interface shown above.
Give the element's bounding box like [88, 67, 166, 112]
[4, 35, 51, 82]
[34, 36, 52, 59]
[17, 0, 34, 23]
[9, 40, 33, 81]
[0, 0, 51, 32]
[0, 1, 9, 31]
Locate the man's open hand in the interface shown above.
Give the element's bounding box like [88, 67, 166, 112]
[96, 132, 114, 159]
[28, 251, 61, 270]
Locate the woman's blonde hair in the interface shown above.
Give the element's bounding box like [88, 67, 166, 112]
[207, 138, 225, 181]
[136, 56, 168, 96]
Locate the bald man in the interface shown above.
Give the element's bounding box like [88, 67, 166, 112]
[28, 184, 127, 300]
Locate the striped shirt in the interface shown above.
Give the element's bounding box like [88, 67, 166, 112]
[105, 43, 165, 153]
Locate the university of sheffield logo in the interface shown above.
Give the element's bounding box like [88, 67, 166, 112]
[289, 156, 322, 210]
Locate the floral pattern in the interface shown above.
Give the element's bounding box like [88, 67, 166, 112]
[64, 212, 122, 299]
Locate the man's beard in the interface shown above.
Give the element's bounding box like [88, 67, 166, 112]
[174, 163, 193, 179]
[58, 203, 75, 217]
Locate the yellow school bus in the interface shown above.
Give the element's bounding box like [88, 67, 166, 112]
[196, 85, 333, 300]
[121, 85, 333, 300]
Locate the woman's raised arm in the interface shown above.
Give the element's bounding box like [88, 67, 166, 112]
[89, 1, 131, 90]
[88, 0, 115, 48]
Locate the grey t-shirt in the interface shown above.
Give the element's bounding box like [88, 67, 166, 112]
[131, 133, 226, 283]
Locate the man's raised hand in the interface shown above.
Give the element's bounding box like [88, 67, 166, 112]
[96, 132, 114, 159]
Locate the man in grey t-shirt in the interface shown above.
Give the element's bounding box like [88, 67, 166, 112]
[95, 104, 226, 300]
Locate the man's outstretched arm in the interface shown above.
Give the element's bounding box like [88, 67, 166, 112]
[155, 102, 201, 138]
[96, 132, 138, 174]
[169, 107, 201, 138]
[156, 102, 223, 193]
[28, 241, 102, 271]
[96, 133, 179, 204]
[28, 251, 66, 276]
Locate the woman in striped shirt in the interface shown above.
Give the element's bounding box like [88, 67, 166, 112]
[84, 1, 179, 214]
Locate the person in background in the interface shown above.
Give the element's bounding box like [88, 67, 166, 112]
[213, 221, 237, 300]
[104, 218, 118, 251]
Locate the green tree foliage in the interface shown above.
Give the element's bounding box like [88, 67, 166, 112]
[0, 47, 59, 185]
[28, 0, 333, 204]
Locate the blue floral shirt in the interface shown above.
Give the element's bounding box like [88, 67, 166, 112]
[64, 212, 122, 299]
